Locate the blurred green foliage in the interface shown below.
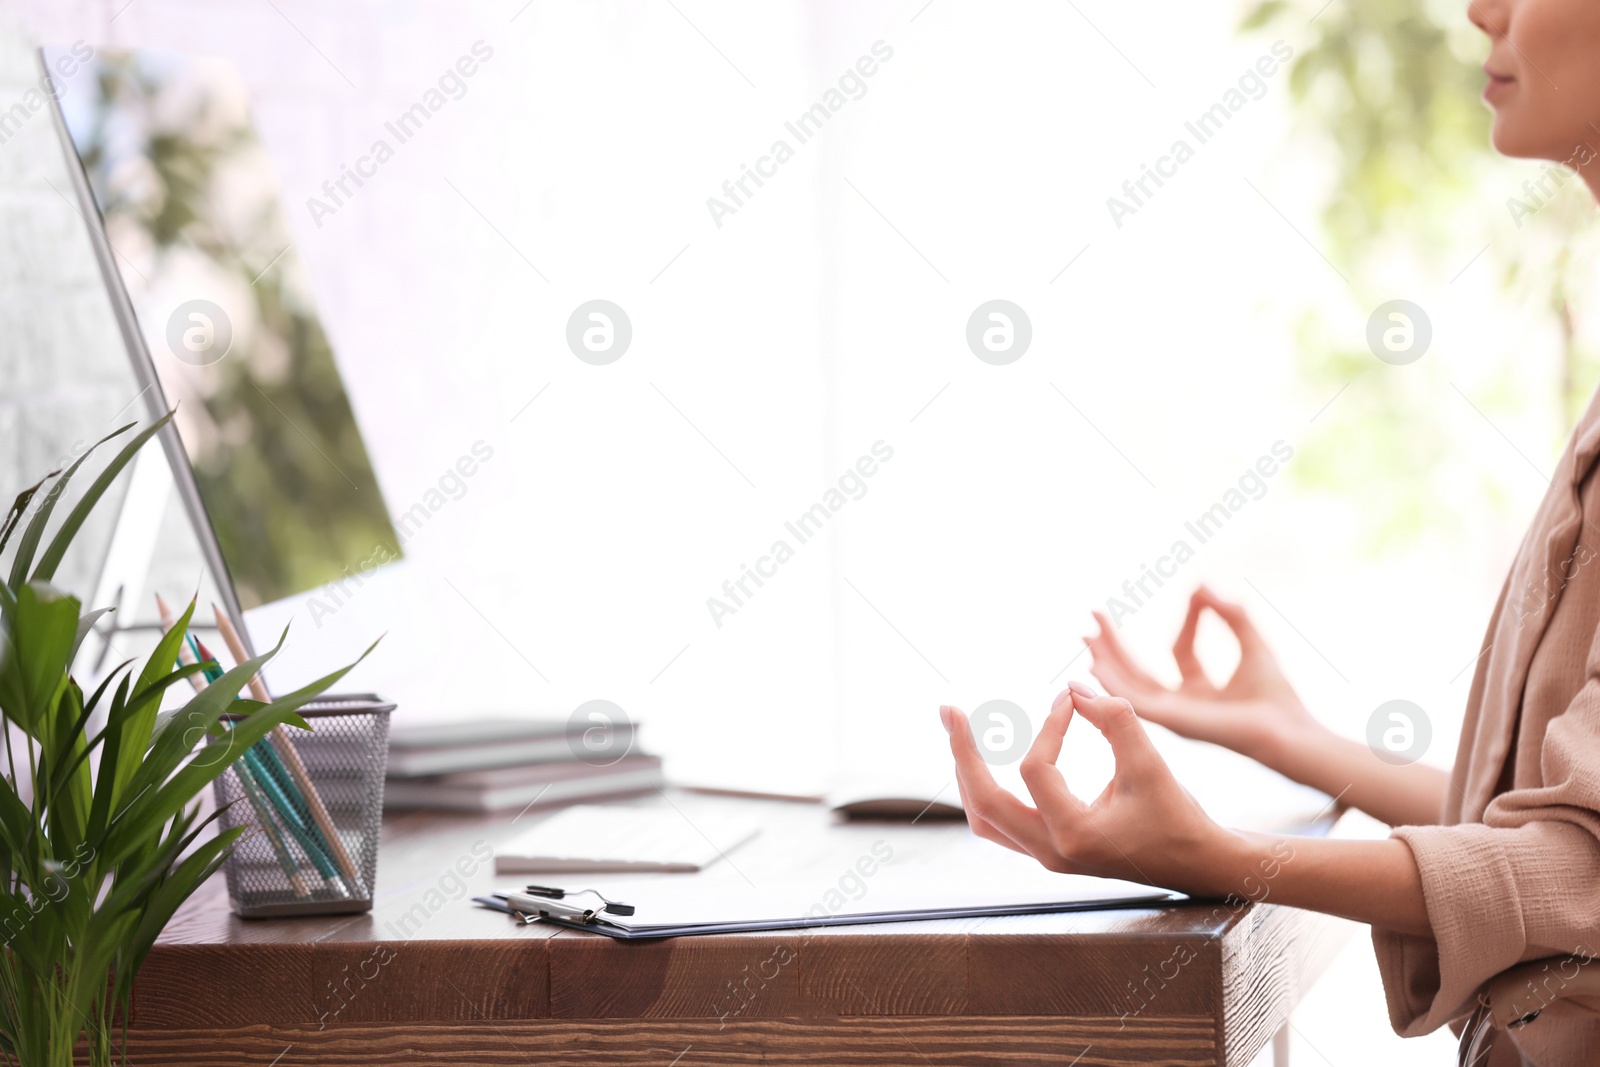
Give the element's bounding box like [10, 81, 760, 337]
[1243, 0, 1600, 550]
[72, 52, 400, 607]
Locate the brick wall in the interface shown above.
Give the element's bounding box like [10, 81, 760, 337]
[0, 10, 209, 643]
[3, 15, 134, 596]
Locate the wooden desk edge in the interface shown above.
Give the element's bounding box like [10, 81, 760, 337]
[131, 901, 1356, 1067]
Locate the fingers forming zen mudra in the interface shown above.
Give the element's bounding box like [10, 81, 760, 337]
[942, 683, 1199, 885]
[940, 678, 1438, 933]
[941, 703, 1054, 860]
[1082, 585, 1317, 762]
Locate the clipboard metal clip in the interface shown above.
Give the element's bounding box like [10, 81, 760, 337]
[510, 885, 635, 926]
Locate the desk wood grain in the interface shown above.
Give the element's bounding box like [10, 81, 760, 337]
[113, 798, 1355, 1066]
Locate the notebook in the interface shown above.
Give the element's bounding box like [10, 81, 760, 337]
[383, 754, 663, 812]
[386, 718, 638, 778]
[493, 805, 763, 874]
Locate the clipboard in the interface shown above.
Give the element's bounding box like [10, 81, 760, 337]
[473, 879, 1185, 940]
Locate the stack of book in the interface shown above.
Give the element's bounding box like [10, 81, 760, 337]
[382, 719, 663, 813]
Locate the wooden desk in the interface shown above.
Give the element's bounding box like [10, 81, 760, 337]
[126, 794, 1354, 1066]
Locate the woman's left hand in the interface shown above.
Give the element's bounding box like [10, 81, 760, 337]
[941, 682, 1239, 895]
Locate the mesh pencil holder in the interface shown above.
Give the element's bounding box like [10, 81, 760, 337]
[211, 697, 394, 918]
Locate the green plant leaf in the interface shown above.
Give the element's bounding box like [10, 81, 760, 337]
[49, 659, 197, 815]
[5, 423, 133, 590]
[83, 659, 134, 725]
[94, 810, 203, 923]
[91, 636, 288, 872]
[0, 777, 41, 882]
[37, 679, 94, 853]
[0, 414, 379, 1066]
[31, 410, 176, 584]
[70, 606, 115, 665]
[223, 697, 309, 732]
[106, 646, 370, 871]
[0, 583, 80, 738]
[118, 821, 240, 988]
[85, 672, 133, 852]
[60, 660, 214, 807]
[112, 597, 199, 805]
[130, 597, 195, 702]
[121, 643, 282, 811]
[0, 468, 62, 560]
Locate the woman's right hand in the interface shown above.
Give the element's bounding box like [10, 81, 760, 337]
[1086, 585, 1323, 766]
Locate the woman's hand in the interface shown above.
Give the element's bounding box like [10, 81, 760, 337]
[1085, 584, 1451, 829]
[940, 684, 1434, 934]
[1086, 585, 1322, 766]
[940, 682, 1241, 895]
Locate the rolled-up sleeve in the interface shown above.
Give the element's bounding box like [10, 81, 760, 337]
[1373, 675, 1600, 1035]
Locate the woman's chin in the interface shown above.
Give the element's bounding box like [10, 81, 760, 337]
[1489, 115, 1561, 162]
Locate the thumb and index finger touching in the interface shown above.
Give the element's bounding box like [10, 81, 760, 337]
[1019, 682, 1161, 812]
[1191, 584, 1265, 652]
[1065, 681, 1161, 771]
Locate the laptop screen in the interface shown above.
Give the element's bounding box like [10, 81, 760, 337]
[46, 45, 400, 612]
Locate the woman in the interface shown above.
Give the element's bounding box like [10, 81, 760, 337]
[941, 1, 1600, 1063]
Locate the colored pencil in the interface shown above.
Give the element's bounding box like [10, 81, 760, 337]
[211, 605, 364, 894]
[155, 595, 314, 898]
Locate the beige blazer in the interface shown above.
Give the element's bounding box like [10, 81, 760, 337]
[1374, 385, 1600, 1066]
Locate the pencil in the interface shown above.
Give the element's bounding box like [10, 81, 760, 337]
[191, 629, 349, 893]
[200, 631, 299, 799]
[156, 594, 311, 898]
[190, 633, 225, 684]
[211, 605, 364, 894]
[194, 628, 343, 884]
[187, 611, 349, 896]
[189, 627, 317, 854]
[239, 744, 349, 895]
[155, 593, 207, 694]
[234, 750, 314, 898]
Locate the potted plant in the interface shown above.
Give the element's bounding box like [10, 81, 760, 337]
[0, 414, 365, 1066]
